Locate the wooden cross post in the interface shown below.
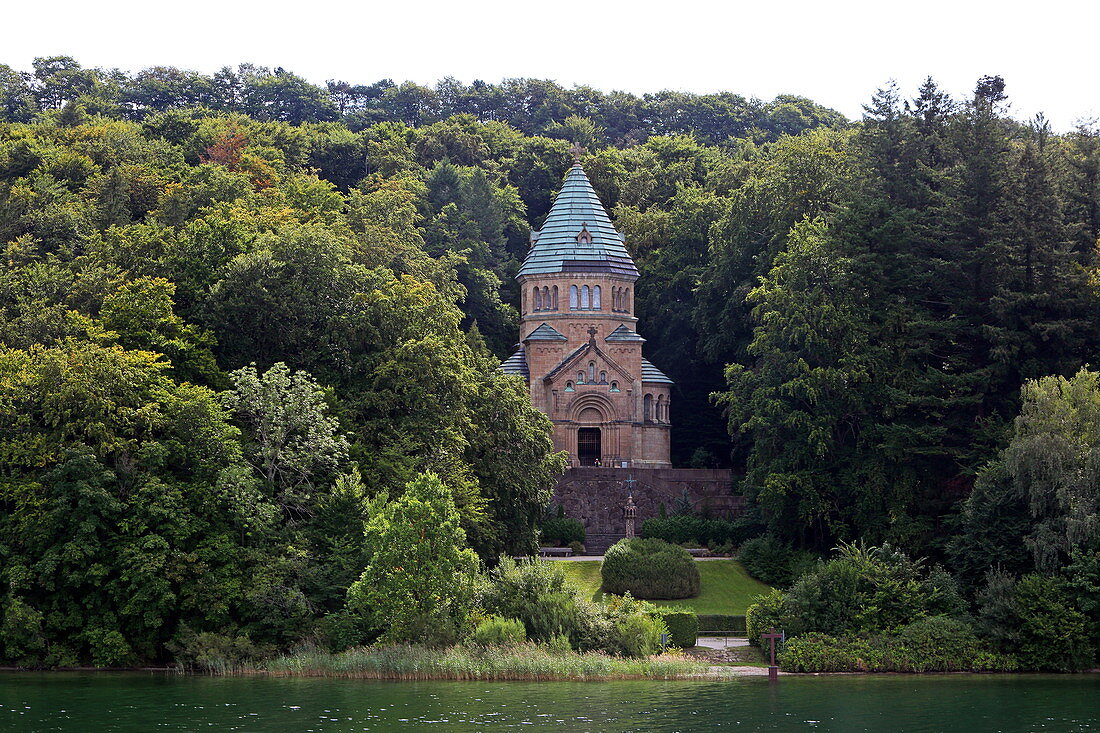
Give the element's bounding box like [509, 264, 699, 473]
[761, 628, 784, 682]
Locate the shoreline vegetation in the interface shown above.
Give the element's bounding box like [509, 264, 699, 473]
[204, 644, 745, 681]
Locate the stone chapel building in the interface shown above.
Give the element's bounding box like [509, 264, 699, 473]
[501, 161, 673, 468]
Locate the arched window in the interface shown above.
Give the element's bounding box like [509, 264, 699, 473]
[565, 381, 574, 392]
[593, 285, 601, 310]
[534, 287, 542, 311]
[610, 381, 620, 392]
[542, 286, 550, 310]
[522, 288, 527, 313]
[644, 393, 653, 422]
[552, 286, 559, 310]
[581, 285, 590, 309]
[569, 285, 578, 309]
[577, 371, 585, 384]
[657, 395, 666, 423]
[599, 371, 607, 384]
[624, 288, 630, 312]
[613, 287, 620, 311]
[588, 361, 596, 383]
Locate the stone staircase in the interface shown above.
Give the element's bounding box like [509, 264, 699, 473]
[583, 533, 623, 555]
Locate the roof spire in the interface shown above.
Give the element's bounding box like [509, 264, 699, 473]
[569, 142, 586, 163]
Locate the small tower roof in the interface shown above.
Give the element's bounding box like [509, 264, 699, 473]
[523, 323, 568, 341]
[499, 345, 529, 378]
[604, 324, 646, 342]
[518, 164, 639, 279]
[641, 358, 674, 384]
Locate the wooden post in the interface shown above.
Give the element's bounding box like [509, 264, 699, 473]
[761, 628, 784, 682]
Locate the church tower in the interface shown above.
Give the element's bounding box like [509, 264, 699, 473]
[501, 159, 672, 468]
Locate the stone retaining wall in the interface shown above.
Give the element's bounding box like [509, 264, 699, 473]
[552, 467, 744, 536]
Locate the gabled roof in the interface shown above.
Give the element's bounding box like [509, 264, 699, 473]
[523, 322, 568, 341]
[543, 337, 632, 384]
[499, 345, 529, 378]
[641, 358, 674, 384]
[518, 164, 639, 279]
[604, 324, 646, 343]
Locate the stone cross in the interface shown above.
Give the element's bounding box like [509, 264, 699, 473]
[587, 326, 598, 342]
[762, 627, 784, 682]
[570, 142, 586, 162]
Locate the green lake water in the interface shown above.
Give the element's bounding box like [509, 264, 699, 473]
[1, 672, 1098, 732]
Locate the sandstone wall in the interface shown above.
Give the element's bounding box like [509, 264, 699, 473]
[552, 467, 744, 535]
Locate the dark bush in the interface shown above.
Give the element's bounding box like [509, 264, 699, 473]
[640, 515, 759, 548]
[601, 538, 700, 600]
[658, 609, 699, 648]
[738, 535, 816, 588]
[745, 590, 786, 648]
[540, 517, 585, 546]
[978, 573, 1095, 671]
[697, 614, 747, 635]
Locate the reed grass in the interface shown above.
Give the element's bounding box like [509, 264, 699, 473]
[232, 643, 729, 681]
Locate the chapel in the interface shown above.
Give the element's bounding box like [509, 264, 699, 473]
[500, 160, 672, 468]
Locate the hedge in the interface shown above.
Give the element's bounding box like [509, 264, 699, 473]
[778, 618, 1019, 673]
[696, 614, 747, 635]
[540, 517, 585, 546]
[601, 538, 700, 599]
[657, 610, 699, 648]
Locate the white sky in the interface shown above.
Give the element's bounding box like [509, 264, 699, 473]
[7, 0, 1098, 130]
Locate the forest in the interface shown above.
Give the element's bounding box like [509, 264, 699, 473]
[0, 57, 1098, 667]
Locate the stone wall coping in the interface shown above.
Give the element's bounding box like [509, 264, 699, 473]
[563, 467, 732, 481]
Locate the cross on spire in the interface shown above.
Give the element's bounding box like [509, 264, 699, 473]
[587, 326, 598, 342]
[570, 142, 586, 163]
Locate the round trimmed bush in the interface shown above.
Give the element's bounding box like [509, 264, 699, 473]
[600, 538, 700, 599]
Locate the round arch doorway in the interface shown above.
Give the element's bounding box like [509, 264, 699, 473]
[577, 427, 601, 466]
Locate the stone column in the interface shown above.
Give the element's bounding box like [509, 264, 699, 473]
[624, 493, 637, 538]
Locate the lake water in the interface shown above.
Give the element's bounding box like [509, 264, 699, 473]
[1, 672, 1098, 731]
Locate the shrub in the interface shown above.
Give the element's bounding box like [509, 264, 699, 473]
[658, 609, 699, 648]
[540, 517, 585, 546]
[568, 541, 586, 556]
[602, 594, 668, 658]
[480, 558, 581, 643]
[746, 590, 787, 648]
[1013, 574, 1094, 671]
[777, 620, 1019, 673]
[315, 610, 377, 652]
[696, 614, 747, 635]
[471, 616, 527, 647]
[738, 535, 816, 588]
[601, 538, 700, 599]
[640, 515, 759, 548]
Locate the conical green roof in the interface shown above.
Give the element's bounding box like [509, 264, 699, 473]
[518, 164, 639, 278]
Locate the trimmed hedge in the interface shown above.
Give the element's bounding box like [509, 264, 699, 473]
[540, 517, 585, 546]
[601, 538, 701, 599]
[697, 614, 747, 635]
[640, 516, 758, 548]
[658, 610, 699, 648]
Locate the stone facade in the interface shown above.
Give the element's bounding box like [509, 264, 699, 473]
[553, 467, 743, 540]
[503, 163, 673, 468]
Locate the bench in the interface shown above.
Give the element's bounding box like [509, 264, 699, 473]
[686, 548, 709, 557]
[538, 547, 574, 557]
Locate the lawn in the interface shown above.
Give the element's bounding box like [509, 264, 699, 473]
[556, 559, 773, 615]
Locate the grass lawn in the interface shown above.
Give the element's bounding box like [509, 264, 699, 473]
[557, 559, 772, 615]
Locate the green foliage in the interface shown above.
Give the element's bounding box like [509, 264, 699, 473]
[479, 558, 583, 644]
[657, 609, 699, 648]
[639, 515, 759, 548]
[601, 538, 701, 600]
[540, 516, 585, 546]
[737, 536, 817, 588]
[745, 591, 787, 648]
[471, 616, 527, 647]
[745, 543, 966, 647]
[696, 614, 747, 635]
[347, 472, 479, 645]
[778, 619, 1018, 673]
[977, 572, 1095, 671]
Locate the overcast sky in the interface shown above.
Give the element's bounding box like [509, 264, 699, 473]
[8, 0, 1098, 130]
